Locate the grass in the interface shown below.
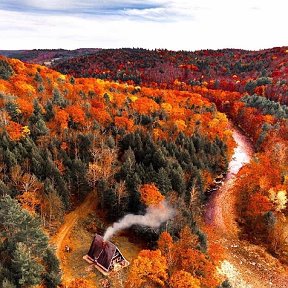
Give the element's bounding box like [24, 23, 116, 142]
[60, 212, 143, 287]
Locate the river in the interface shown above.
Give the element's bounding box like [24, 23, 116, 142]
[205, 126, 254, 231]
[205, 125, 288, 288]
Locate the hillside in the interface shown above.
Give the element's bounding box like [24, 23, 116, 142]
[47, 48, 288, 263]
[49, 47, 288, 105]
[3, 47, 288, 106]
[0, 47, 287, 287]
[0, 55, 236, 287]
[0, 48, 99, 66]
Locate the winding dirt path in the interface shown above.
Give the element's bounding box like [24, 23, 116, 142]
[51, 190, 98, 283]
[205, 127, 288, 287]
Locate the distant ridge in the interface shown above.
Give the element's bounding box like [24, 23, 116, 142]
[0, 48, 100, 64]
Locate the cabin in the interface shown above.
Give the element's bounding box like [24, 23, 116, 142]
[83, 234, 129, 275]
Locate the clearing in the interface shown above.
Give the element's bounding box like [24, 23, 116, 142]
[51, 190, 141, 287]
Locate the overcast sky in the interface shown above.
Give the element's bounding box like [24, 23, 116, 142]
[0, 0, 287, 51]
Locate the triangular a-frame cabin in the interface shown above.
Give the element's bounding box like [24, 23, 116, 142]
[83, 234, 129, 275]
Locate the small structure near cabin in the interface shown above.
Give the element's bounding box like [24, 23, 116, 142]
[64, 245, 71, 253]
[83, 234, 129, 276]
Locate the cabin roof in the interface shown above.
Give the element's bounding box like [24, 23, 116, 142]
[88, 234, 118, 271]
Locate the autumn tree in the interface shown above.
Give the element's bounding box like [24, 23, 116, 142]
[269, 188, 287, 212]
[10, 166, 43, 214]
[66, 105, 85, 125]
[246, 193, 273, 217]
[17, 98, 33, 120]
[139, 183, 164, 206]
[115, 116, 134, 132]
[40, 180, 64, 225]
[87, 146, 117, 186]
[5, 121, 22, 141]
[169, 270, 200, 288]
[10, 165, 42, 194]
[17, 191, 41, 215]
[268, 216, 288, 255]
[126, 249, 168, 288]
[157, 231, 174, 270]
[53, 108, 69, 131]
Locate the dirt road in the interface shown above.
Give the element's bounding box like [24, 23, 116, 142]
[205, 128, 288, 287]
[51, 190, 98, 282]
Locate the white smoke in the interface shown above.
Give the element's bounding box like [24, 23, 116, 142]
[103, 200, 175, 241]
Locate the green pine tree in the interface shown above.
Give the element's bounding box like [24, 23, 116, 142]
[11, 243, 43, 287]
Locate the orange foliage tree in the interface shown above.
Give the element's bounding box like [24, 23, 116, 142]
[157, 231, 174, 271]
[179, 248, 219, 288]
[169, 270, 200, 288]
[54, 109, 69, 130]
[157, 227, 220, 288]
[66, 105, 85, 125]
[5, 121, 22, 141]
[90, 107, 111, 126]
[17, 98, 33, 119]
[126, 249, 168, 288]
[246, 192, 273, 217]
[131, 97, 159, 115]
[139, 183, 164, 206]
[114, 116, 134, 131]
[17, 191, 41, 215]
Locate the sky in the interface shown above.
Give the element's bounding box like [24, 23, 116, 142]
[0, 0, 287, 51]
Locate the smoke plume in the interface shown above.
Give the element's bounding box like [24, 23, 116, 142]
[103, 201, 175, 241]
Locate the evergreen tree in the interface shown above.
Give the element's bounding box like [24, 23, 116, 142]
[3, 148, 17, 168]
[34, 72, 43, 83]
[0, 60, 14, 80]
[77, 133, 92, 163]
[5, 101, 19, 122]
[29, 100, 42, 125]
[70, 159, 89, 198]
[218, 279, 232, 288]
[0, 180, 10, 196]
[0, 196, 61, 287]
[155, 167, 172, 195]
[103, 187, 118, 220]
[44, 100, 54, 121]
[169, 164, 186, 195]
[32, 118, 49, 138]
[152, 148, 167, 170]
[11, 243, 43, 287]
[52, 88, 67, 108]
[70, 76, 75, 84]
[126, 172, 142, 213]
[1, 278, 16, 288]
[43, 248, 62, 288]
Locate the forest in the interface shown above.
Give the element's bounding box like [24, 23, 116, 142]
[0, 47, 287, 288]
